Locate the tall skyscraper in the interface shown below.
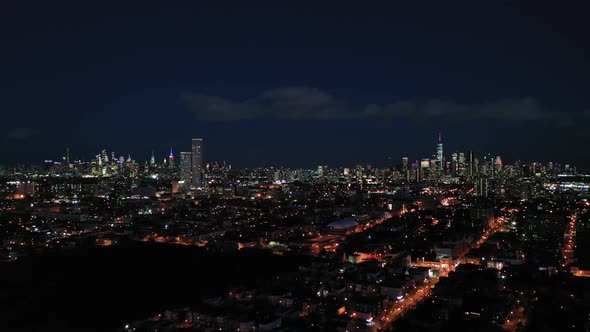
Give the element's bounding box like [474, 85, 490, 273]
[150, 150, 155, 165]
[191, 138, 203, 188]
[436, 132, 444, 170]
[468, 150, 476, 177]
[476, 176, 489, 197]
[451, 152, 458, 175]
[317, 165, 325, 176]
[180, 151, 192, 185]
[494, 156, 503, 172]
[168, 147, 175, 170]
[420, 158, 431, 169]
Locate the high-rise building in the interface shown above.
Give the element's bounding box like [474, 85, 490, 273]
[168, 148, 175, 171]
[436, 132, 443, 170]
[191, 138, 203, 188]
[420, 158, 431, 169]
[483, 153, 494, 177]
[317, 165, 325, 176]
[180, 152, 192, 185]
[476, 176, 489, 197]
[99, 149, 108, 176]
[414, 164, 422, 182]
[343, 168, 350, 176]
[402, 156, 408, 170]
[150, 150, 155, 165]
[468, 151, 476, 177]
[494, 156, 503, 172]
[451, 152, 458, 175]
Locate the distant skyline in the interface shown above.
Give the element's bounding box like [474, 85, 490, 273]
[1, 1, 589, 167]
[0, 132, 579, 170]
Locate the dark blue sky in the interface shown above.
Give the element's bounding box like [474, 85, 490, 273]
[1, 1, 589, 168]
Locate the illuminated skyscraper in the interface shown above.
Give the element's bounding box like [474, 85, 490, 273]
[317, 165, 325, 176]
[451, 152, 458, 175]
[168, 147, 175, 170]
[180, 151, 192, 186]
[191, 138, 203, 188]
[102, 149, 109, 164]
[100, 149, 108, 176]
[483, 153, 494, 177]
[421, 158, 431, 169]
[494, 156, 503, 172]
[468, 150, 476, 177]
[436, 132, 443, 170]
[402, 157, 409, 181]
[150, 150, 155, 165]
[476, 176, 489, 197]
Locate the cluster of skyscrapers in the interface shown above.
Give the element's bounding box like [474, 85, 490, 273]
[407, 132, 502, 177]
[39, 132, 576, 202]
[179, 138, 204, 189]
[38, 137, 205, 192]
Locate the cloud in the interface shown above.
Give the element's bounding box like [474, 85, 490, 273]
[181, 87, 352, 122]
[5, 127, 34, 140]
[182, 87, 585, 126]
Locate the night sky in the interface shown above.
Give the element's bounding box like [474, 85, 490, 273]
[1, 1, 589, 168]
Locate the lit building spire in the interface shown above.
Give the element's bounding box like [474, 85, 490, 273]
[169, 147, 175, 170]
[436, 131, 443, 170]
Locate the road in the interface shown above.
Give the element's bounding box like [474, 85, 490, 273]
[376, 216, 508, 330]
[376, 282, 433, 330]
[561, 214, 576, 270]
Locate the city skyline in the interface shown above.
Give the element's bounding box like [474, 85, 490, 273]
[3, 131, 578, 171]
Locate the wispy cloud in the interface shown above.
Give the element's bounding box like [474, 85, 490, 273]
[182, 87, 586, 126]
[4, 127, 34, 140]
[181, 87, 352, 122]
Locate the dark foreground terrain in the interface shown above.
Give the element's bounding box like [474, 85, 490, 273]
[0, 242, 307, 331]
